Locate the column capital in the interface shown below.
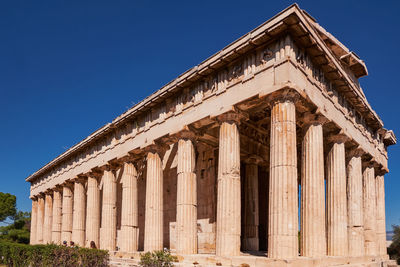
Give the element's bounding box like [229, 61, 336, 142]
[217, 110, 247, 125]
[243, 155, 264, 165]
[375, 168, 387, 176]
[71, 176, 86, 184]
[61, 180, 74, 188]
[96, 162, 121, 173]
[44, 189, 54, 196]
[327, 131, 350, 145]
[87, 168, 103, 179]
[176, 126, 198, 141]
[144, 141, 169, 156]
[53, 185, 64, 193]
[300, 111, 329, 129]
[362, 160, 379, 170]
[346, 146, 365, 159]
[267, 89, 300, 107]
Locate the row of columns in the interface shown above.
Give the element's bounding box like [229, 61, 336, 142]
[30, 98, 387, 259]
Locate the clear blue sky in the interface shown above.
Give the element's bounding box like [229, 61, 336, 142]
[0, 1, 399, 230]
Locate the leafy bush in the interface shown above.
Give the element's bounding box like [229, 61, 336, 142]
[139, 249, 177, 267]
[389, 225, 400, 264]
[0, 211, 31, 244]
[0, 241, 109, 267]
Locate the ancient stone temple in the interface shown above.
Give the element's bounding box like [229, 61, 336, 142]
[27, 4, 397, 267]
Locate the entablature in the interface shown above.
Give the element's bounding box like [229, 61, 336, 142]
[27, 4, 394, 189]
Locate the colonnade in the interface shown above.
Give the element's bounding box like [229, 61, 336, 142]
[30, 98, 388, 259]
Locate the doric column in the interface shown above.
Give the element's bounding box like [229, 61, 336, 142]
[326, 135, 348, 256]
[72, 179, 86, 246]
[376, 174, 387, 256]
[243, 159, 259, 251]
[300, 116, 326, 257]
[363, 165, 377, 256]
[61, 184, 73, 244]
[268, 98, 298, 259]
[120, 162, 139, 252]
[216, 113, 241, 257]
[347, 149, 364, 257]
[176, 137, 197, 254]
[51, 188, 63, 244]
[36, 195, 45, 244]
[43, 192, 53, 244]
[86, 175, 100, 248]
[30, 198, 38, 245]
[101, 169, 117, 251]
[144, 151, 164, 252]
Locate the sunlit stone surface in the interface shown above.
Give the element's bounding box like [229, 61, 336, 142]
[26, 4, 397, 267]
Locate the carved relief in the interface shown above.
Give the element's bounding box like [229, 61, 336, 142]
[175, 93, 184, 114]
[261, 48, 274, 64]
[217, 69, 227, 93]
[296, 50, 306, 68]
[194, 83, 203, 104]
[228, 63, 242, 82]
[210, 76, 217, 93]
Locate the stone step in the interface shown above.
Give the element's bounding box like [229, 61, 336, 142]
[109, 253, 399, 267]
[109, 258, 138, 267]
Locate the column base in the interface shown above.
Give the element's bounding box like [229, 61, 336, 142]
[216, 233, 240, 257]
[72, 230, 85, 246]
[118, 226, 139, 252]
[61, 232, 72, 244]
[242, 237, 259, 251]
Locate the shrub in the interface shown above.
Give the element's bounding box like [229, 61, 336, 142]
[0, 241, 109, 267]
[139, 249, 177, 267]
[389, 225, 400, 264]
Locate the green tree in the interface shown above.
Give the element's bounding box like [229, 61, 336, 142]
[0, 192, 17, 222]
[388, 225, 400, 264]
[0, 210, 31, 244]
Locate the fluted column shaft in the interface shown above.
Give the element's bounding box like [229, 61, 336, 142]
[72, 180, 86, 246]
[363, 166, 377, 256]
[326, 140, 348, 256]
[120, 162, 139, 252]
[243, 162, 259, 251]
[376, 175, 387, 256]
[52, 189, 63, 244]
[216, 119, 241, 256]
[43, 193, 53, 244]
[61, 185, 73, 244]
[86, 176, 100, 248]
[347, 154, 364, 256]
[36, 195, 45, 244]
[144, 152, 164, 251]
[176, 138, 197, 254]
[300, 123, 326, 257]
[101, 170, 117, 251]
[30, 199, 38, 245]
[268, 100, 298, 259]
